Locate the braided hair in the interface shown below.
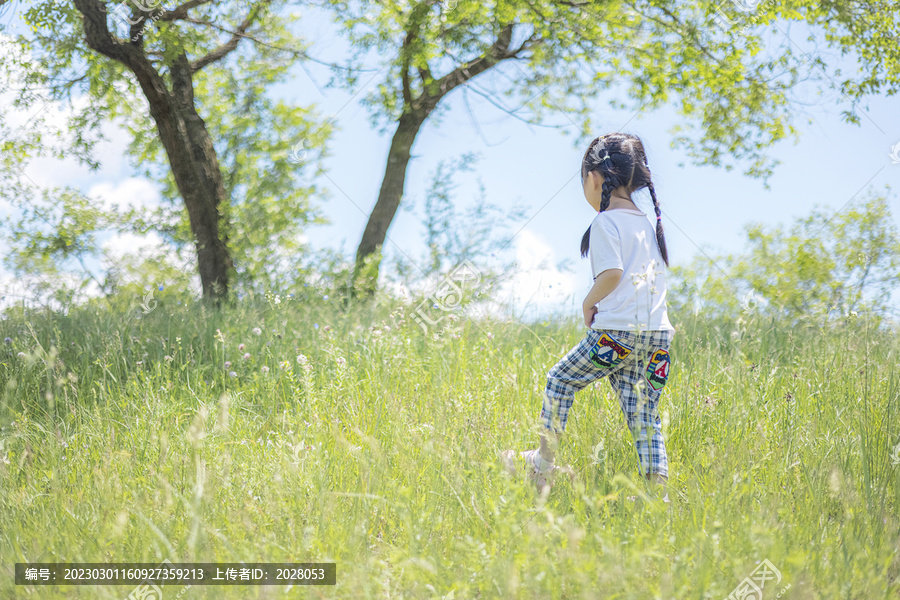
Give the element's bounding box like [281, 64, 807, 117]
[579, 133, 669, 267]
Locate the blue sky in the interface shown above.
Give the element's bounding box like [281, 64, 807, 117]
[2, 4, 899, 320]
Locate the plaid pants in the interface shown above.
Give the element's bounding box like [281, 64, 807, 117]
[539, 328, 674, 477]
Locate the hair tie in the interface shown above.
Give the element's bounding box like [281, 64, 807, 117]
[589, 143, 613, 166]
[656, 214, 662, 221]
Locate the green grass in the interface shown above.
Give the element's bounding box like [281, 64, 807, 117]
[1, 293, 898, 599]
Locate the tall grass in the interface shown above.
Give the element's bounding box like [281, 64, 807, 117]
[1, 292, 898, 598]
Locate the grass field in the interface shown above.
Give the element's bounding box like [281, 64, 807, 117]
[1, 293, 898, 599]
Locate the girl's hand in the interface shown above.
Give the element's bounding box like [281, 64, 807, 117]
[583, 302, 597, 328]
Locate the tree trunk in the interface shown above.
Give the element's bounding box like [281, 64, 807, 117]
[146, 56, 233, 301]
[353, 110, 427, 295]
[72, 0, 235, 302]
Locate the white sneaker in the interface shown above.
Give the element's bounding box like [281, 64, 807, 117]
[500, 449, 575, 492]
[521, 449, 555, 491]
[500, 448, 559, 491]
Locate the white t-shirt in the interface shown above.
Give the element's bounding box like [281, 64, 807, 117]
[588, 208, 675, 333]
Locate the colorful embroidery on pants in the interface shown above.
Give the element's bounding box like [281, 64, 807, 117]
[645, 349, 671, 391]
[588, 332, 633, 369]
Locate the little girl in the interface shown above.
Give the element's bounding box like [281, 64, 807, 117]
[503, 133, 676, 497]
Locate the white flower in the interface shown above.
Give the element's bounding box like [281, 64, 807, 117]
[252, 327, 262, 336]
[229, 371, 238, 378]
[890, 442, 900, 466]
[296, 354, 308, 365]
[261, 366, 270, 374]
[238, 343, 245, 351]
[224, 361, 232, 369]
[336, 357, 347, 367]
[242, 353, 251, 360]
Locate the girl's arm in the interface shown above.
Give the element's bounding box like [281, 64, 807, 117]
[582, 268, 624, 327]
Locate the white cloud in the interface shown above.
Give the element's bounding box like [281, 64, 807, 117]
[88, 177, 161, 212]
[101, 231, 166, 265]
[488, 228, 581, 321]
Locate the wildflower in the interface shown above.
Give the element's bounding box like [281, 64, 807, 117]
[383, 325, 391, 332]
[324, 325, 332, 332]
[297, 354, 308, 366]
[242, 353, 251, 361]
[261, 366, 270, 374]
[3, 337, 11, 344]
[238, 343, 245, 351]
[279, 361, 290, 369]
[229, 371, 237, 378]
[225, 361, 232, 369]
[890, 442, 900, 466]
[16, 352, 25, 359]
[252, 327, 262, 336]
[164, 355, 173, 362]
[336, 357, 347, 367]
[158, 285, 164, 291]
[314, 323, 319, 329]
[487, 332, 494, 340]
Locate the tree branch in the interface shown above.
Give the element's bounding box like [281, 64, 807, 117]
[156, 0, 214, 22]
[72, 0, 171, 108]
[189, 1, 269, 72]
[430, 23, 518, 102]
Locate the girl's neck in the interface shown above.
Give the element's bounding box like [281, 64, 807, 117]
[606, 195, 637, 211]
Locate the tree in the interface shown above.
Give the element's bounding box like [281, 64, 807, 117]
[0, 0, 328, 301]
[669, 190, 900, 325]
[324, 0, 900, 294]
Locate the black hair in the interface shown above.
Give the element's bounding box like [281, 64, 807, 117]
[579, 133, 669, 267]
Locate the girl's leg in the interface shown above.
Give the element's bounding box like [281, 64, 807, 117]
[608, 330, 673, 490]
[537, 329, 629, 464]
[538, 427, 562, 465]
